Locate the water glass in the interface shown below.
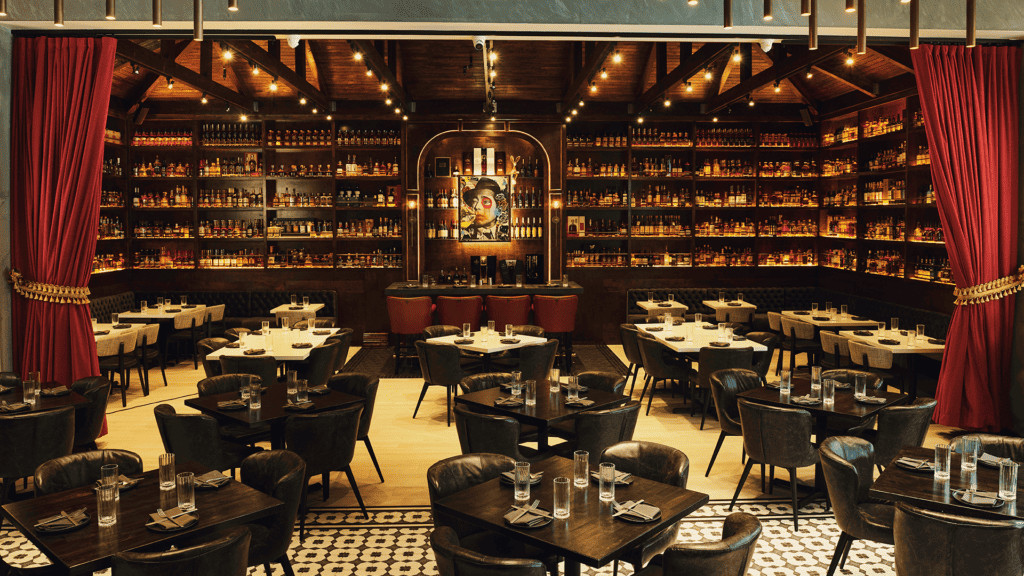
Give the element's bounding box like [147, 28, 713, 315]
[1000, 461, 1018, 501]
[514, 462, 531, 503]
[811, 303, 819, 313]
[562, 274, 569, 288]
[287, 370, 298, 394]
[516, 274, 524, 288]
[967, 468, 979, 494]
[262, 320, 270, 333]
[92, 317, 98, 330]
[906, 330, 917, 347]
[240, 379, 251, 400]
[291, 294, 297, 305]
[891, 318, 899, 333]
[97, 484, 117, 527]
[725, 327, 734, 342]
[303, 296, 309, 307]
[917, 324, 926, 340]
[296, 379, 308, 403]
[810, 366, 822, 393]
[511, 371, 522, 397]
[488, 320, 496, 337]
[156, 297, 164, 308]
[101, 464, 119, 488]
[249, 379, 262, 410]
[823, 379, 835, 408]
[855, 373, 867, 398]
[574, 450, 589, 487]
[934, 444, 951, 480]
[469, 275, 477, 287]
[825, 302, 832, 315]
[960, 436, 980, 472]
[553, 477, 571, 519]
[719, 291, 725, 302]
[22, 379, 35, 404]
[877, 322, 886, 333]
[662, 313, 672, 328]
[281, 316, 291, 331]
[525, 380, 537, 406]
[140, 300, 147, 310]
[694, 313, 702, 324]
[599, 463, 616, 502]
[506, 324, 514, 337]
[463, 323, 472, 338]
[841, 304, 848, 317]
[737, 292, 744, 302]
[176, 472, 196, 512]
[159, 453, 176, 491]
[668, 293, 675, 302]
[648, 291, 654, 303]
[780, 369, 792, 401]
[111, 313, 119, 325]
[421, 274, 429, 288]
[181, 295, 187, 306]
[550, 369, 561, 393]
[566, 376, 579, 401]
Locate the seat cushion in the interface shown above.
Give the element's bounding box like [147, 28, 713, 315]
[460, 530, 559, 570]
[857, 502, 896, 545]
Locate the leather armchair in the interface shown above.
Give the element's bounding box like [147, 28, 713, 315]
[553, 401, 640, 458]
[423, 325, 462, 339]
[284, 403, 366, 538]
[224, 327, 251, 342]
[112, 525, 251, 576]
[864, 398, 937, 469]
[0, 372, 20, 388]
[657, 513, 762, 576]
[620, 324, 644, 396]
[198, 337, 231, 378]
[326, 373, 384, 482]
[219, 355, 280, 389]
[70, 376, 112, 451]
[515, 340, 558, 383]
[690, 347, 754, 430]
[706, 369, 763, 477]
[745, 332, 781, 380]
[730, 399, 818, 530]
[894, 502, 1024, 576]
[821, 369, 888, 436]
[453, 405, 549, 463]
[578, 371, 627, 394]
[239, 450, 306, 575]
[293, 318, 336, 330]
[426, 453, 559, 576]
[415, 341, 469, 426]
[325, 329, 353, 373]
[636, 333, 689, 416]
[296, 341, 342, 389]
[153, 404, 262, 474]
[431, 526, 547, 576]
[34, 449, 143, 496]
[0, 406, 75, 507]
[950, 434, 1024, 461]
[820, 437, 895, 576]
[388, 296, 435, 376]
[510, 325, 544, 337]
[197, 374, 272, 445]
[459, 372, 515, 394]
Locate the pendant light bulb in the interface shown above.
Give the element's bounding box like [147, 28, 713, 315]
[354, 52, 363, 61]
[489, 51, 497, 62]
[228, 0, 238, 10]
[132, 64, 140, 75]
[251, 62, 259, 75]
[590, 82, 597, 93]
[366, 67, 374, 77]
[845, 50, 855, 65]
[637, 116, 644, 124]
[565, 116, 572, 123]
[269, 79, 278, 91]
[394, 107, 401, 114]
[663, 97, 671, 107]
[222, 48, 233, 61]
[579, 100, 585, 107]
[773, 80, 781, 93]
[600, 68, 608, 79]
[686, 81, 693, 92]
[403, 115, 408, 121]
[704, 68, 713, 81]
[857, 0, 867, 54]
[747, 94, 755, 107]
[612, 50, 622, 63]
[800, 0, 810, 16]
[152, 0, 162, 26]
[713, 117, 719, 122]
[385, 97, 392, 105]
[106, 0, 115, 20]
[805, 66, 814, 79]
[312, 108, 318, 114]
[299, 96, 307, 105]
[732, 50, 741, 63]
[0, 0, 6, 17]
[201, 93, 208, 104]
[380, 82, 389, 92]
[571, 109, 578, 115]
[240, 114, 247, 122]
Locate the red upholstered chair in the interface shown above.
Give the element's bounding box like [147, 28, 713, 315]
[436, 296, 484, 332]
[387, 297, 435, 376]
[532, 295, 578, 373]
[485, 295, 532, 329]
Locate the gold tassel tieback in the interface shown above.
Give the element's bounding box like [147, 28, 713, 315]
[7, 268, 91, 305]
[953, 265, 1024, 305]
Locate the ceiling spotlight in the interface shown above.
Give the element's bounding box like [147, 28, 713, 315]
[166, 77, 174, 89]
[686, 81, 693, 92]
[733, 50, 741, 63]
[132, 64, 140, 75]
[704, 68, 713, 81]
[251, 63, 259, 75]
[299, 96, 307, 105]
[228, 0, 238, 10]
[222, 48, 233, 61]
[805, 66, 814, 79]
[385, 97, 393, 105]
[0, 0, 6, 17]
[845, 50, 855, 65]
[489, 51, 498, 62]
[403, 115, 408, 121]
[240, 114, 248, 122]
[490, 115, 496, 121]
[637, 116, 644, 124]
[54, 0, 64, 27]
[846, 0, 856, 11]
[773, 80, 781, 93]
[365, 67, 374, 77]
[395, 107, 401, 114]
[311, 108, 318, 114]
[354, 51, 363, 61]
[201, 93, 208, 104]
[713, 117, 719, 122]
[663, 98, 671, 107]
[565, 116, 572, 123]
[152, 0, 162, 26]
[579, 100, 585, 107]
[326, 115, 332, 120]
[380, 82, 389, 91]
[747, 94, 755, 106]
[106, 0, 115, 20]
[612, 50, 622, 63]
[764, 0, 773, 21]
[571, 109, 578, 115]
[269, 78, 278, 91]
[590, 82, 597, 93]
[600, 68, 608, 79]
[489, 70, 496, 78]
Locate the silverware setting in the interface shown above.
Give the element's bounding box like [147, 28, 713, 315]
[145, 507, 197, 527]
[613, 500, 653, 520]
[37, 508, 88, 527]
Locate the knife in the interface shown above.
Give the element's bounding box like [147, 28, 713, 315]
[612, 500, 644, 517]
[510, 500, 540, 524]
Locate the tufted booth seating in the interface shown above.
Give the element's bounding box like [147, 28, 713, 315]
[625, 288, 707, 322]
[89, 292, 136, 323]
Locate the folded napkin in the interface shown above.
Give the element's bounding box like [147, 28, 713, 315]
[249, 330, 264, 335]
[291, 343, 313, 349]
[566, 398, 595, 407]
[195, 471, 230, 487]
[146, 507, 198, 529]
[833, 381, 852, 389]
[899, 330, 909, 336]
[855, 396, 887, 405]
[979, 453, 1008, 466]
[853, 330, 873, 336]
[182, 305, 198, 308]
[727, 302, 742, 307]
[217, 399, 248, 409]
[665, 336, 685, 342]
[503, 504, 551, 526]
[812, 316, 830, 321]
[702, 324, 717, 329]
[793, 311, 810, 315]
[646, 327, 663, 332]
[501, 471, 543, 483]
[733, 336, 748, 341]
[35, 508, 88, 531]
[226, 343, 241, 348]
[284, 401, 315, 411]
[590, 471, 633, 483]
[313, 330, 331, 336]
[164, 309, 182, 313]
[852, 316, 870, 321]
[243, 349, 266, 356]
[613, 501, 660, 520]
[878, 338, 901, 345]
[0, 402, 31, 413]
[500, 338, 521, 344]
[709, 342, 730, 348]
[673, 320, 683, 326]
[896, 457, 935, 471]
[928, 338, 946, 345]
[40, 386, 70, 397]
[494, 397, 525, 407]
[791, 395, 822, 406]
[308, 385, 331, 396]
[289, 306, 304, 310]
[954, 490, 1001, 506]
[113, 324, 132, 329]
[658, 303, 672, 307]
[93, 330, 110, 336]
[454, 339, 474, 344]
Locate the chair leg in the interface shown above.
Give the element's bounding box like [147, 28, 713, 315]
[264, 564, 273, 576]
[322, 472, 330, 501]
[705, 431, 727, 477]
[159, 353, 168, 387]
[278, 555, 296, 576]
[760, 464, 766, 493]
[363, 438, 384, 482]
[789, 467, 800, 531]
[137, 364, 148, 396]
[768, 466, 775, 495]
[446, 385, 453, 427]
[838, 534, 854, 569]
[612, 560, 618, 576]
[699, 389, 711, 430]
[298, 482, 308, 540]
[120, 368, 128, 408]
[412, 382, 430, 419]
[637, 375, 651, 403]
[626, 365, 637, 396]
[344, 467, 368, 519]
[827, 532, 854, 576]
[645, 378, 657, 415]
[729, 459, 755, 510]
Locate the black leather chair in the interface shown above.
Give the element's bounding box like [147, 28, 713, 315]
[70, 376, 112, 451]
[600, 441, 690, 576]
[220, 355, 280, 389]
[431, 526, 547, 576]
[746, 331, 781, 380]
[239, 450, 306, 576]
[636, 333, 690, 416]
[894, 502, 1024, 576]
[224, 327, 251, 342]
[426, 454, 559, 576]
[197, 374, 272, 445]
[863, 397, 937, 470]
[326, 373, 384, 483]
[779, 316, 820, 372]
[553, 401, 640, 458]
[198, 337, 231, 378]
[730, 398, 819, 530]
[490, 326, 546, 369]
[453, 405, 550, 463]
[423, 325, 462, 339]
[459, 372, 515, 394]
[0, 406, 74, 507]
[690, 347, 755, 430]
[654, 513, 762, 576]
[820, 369, 888, 436]
[296, 341, 342, 389]
[820, 437, 895, 576]
[112, 525, 251, 576]
[950, 434, 1024, 461]
[415, 341, 469, 427]
[325, 329, 353, 373]
[153, 404, 262, 475]
[510, 325, 545, 337]
[293, 318, 336, 330]
[284, 404, 367, 538]
[515, 339, 558, 383]
[579, 371, 627, 394]
[34, 449, 143, 496]
[620, 324, 645, 396]
[706, 369, 764, 478]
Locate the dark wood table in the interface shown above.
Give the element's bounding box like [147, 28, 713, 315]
[0, 385, 89, 413]
[184, 384, 363, 449]
[434, 455, 709, 576]
[871, 446, 1024, 520]
[454, 385, 629, 450]
[0, 461, 282, 576]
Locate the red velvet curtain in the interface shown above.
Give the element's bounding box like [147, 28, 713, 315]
[11, 37, 117, 386]
[912, 45, 1021, 431]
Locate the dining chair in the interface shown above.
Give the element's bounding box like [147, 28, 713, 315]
[0, 406, 75, 508]
[706, 368, 764, 478]
[453, 404, 550, 463]
[818, 368, 888, 436]
[690, 346, 755, 430]
[296, 340, 342, 389]
[484, 295, 533, 328]
[745, 331, 781, 381]
[715, 307, 754, 335]
[239, 450, 306, 576]
[894, 502, 1024, 576]
[437, 295, 485, 331]
[326, 373, 385, 483]
[820, 330, 851, 369]
[532, 295, 578, 373]
[133, 323, 166, 390]
[619, 324, 645, 396]
[552, 401, 640, 458]
[458, 372, 516, 394]
[112, 525, 251, 576]
[70, 376, 113, 451]
[198, 337, 231, 378]
[431, 526, 547, 576]
[863, 398, 937, 471]
[414, 341, 469, 427]
[34, 449, 144, 495]
[98, 329, 144, 408]
[779, 316, 819, 373]
[949, 433, 1024, 462]
[325, 329, 353, 373]
[515, 339, 559, 383]
[387, 296, 435, 376]
[224, 327, 251, 342]
[635, 332, 689, 416]
[205, 303, 227, 338]
[847, 340, 902, 393]
[153, 404, 263, 476]
[167, 307, 208, 369]
[219, 355, 280, 389]
[197, 374, 272, 446]
[549, 371, 628, 441]
[657, 513, 762, 576]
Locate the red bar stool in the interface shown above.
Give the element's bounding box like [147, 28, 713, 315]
[387, 296, 435, 376]
[436, 296, 484, 332]
[484, 295, 532, 330]
[532, 295, 578, 373]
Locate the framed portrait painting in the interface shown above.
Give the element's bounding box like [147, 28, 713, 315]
[458, 175, 510, 242]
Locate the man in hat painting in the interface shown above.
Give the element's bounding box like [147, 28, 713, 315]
[460, 177, 507, 240]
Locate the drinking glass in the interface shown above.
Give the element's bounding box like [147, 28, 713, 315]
[421, 275, 429, 288]
[906, 330, 917, 347]
[960, 436, 980, 472]
[599, 463, 616, 502]
[22, 379, 35, 404]
[877, 322, 886, 333]
[514, 462, 531, 503]
[159, 453, 176, 490]
[469, 275, 477, 287]
[516, 274, 524, 288]
[140, 300, 147, 311]
[291, 294, 297, 306]
[648, 291, 654, 303]
[463, 323, 472, 338]
[249, 378, 262, 410]
[810, 366, 822, 393]
[176, 472, 196, 512]
[240, 378, 251, 400]
[101, 464, 118, 489]
[156, 297, 164, 308]
[968, 468, 978, 494]
[855, 373, 867, 398]
[302, 296, 309, 307]
[841, 304, 848, 317]
[553, 477, 571, 519]
[281, 316, 291, 331]
[562, 274, 569, 288]
[181, 295, 187, 306]
[934, 444, 951, 480]
[891, 318, 899, 333]
[97, 484, 117, 527]
[550, 369, 561, 393]
[296, 379, 308, 403]
[525, 380, 537, 406]
[574, 450, 589, 488]
[780, 369, 792, 401]
[825, 302, 832, 315]
[262, 320, 270, 333]
[111, 313, 119, 325]
[488, 320, 496, 338]
[511, 371, 522, 397]
[719, 291, 725, 302]
[668, 293, 675, 302]
[811, 303, 819, 313]
[566, 375, 579, 401]
[718, 322, 726, 337]
[287, 370, 298, 395]
[737, 292, 744, 302]
[694, 313, 702, 325]
[823, 379, 835, 409]
[917, 324, 926, 340]
[92, 317, 98, 330]
[725, 327, 734, 342]
[1000, 460, 1019, 501]
[662, 313, 672, 328]
[506, 324, 514, 337]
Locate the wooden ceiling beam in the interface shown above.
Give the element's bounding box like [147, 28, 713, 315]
[349, 39, 410, 111]
[293, 40, 306, 82]
[703, 45, 846, 114]
[635, 42, 734, 112]
[758, 44, 818, 116]
[229, 59, 256, 99]
[307, 40, 332, 97]
[632, 42, 656, 99]
[124, 40, 192, 108]
[813, 61, 878, 97]
[819, 72, 917, 119]
[560, 41, 616, 112]
[868, 46, 915, 74]
[221, 39, 329, 109]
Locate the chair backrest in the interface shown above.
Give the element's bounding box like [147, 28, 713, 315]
[662, 513, 762, 576]
[819, 331, 851, 365]
[619, 324, 644, 366]
[431, 525, 546, 576]
[283, 404, 364, 477]
[515, 339, 558, 383]
[458, 372, 515, 394]
[198, 337, 231, 378]
[767, 311, 783, 332]
[197, 374, 251, 397]
[112, 525, 251, 576]
[415, 341, 468, 389]
[134, 323, 160, 349]
[821, 369, 885, 390]
[873, 398, 938, 465]
[950, 434, 1024, 462]
[239, 450, 306, 565]
[0, 372, 20, 388]
[577, 371, 627, 395]
[174, 307, 205, 330]
[716, 307, 753, 323]
[387, 296, 434, 335]
[153, 404, 236, 471]
[0, 406, 75, 479]
[326, 373, 380, 440]
[96, 330, 135, 357]
[780, 316, 814, 340]
[325, 329, 354, 373]
[737, 398, 815, 467]
[295, 318, 336, 330]
[34, 449, 143, 496]
[894, 502, 1024, 576]
[510, 325, 545, 337]
[709, 369, 763, 437]
[436, 296, 485, 331]
[219, 355, 279, 389]
[531, 295, 578, 333]
[599, 440, 689, 488]
[70, 376, 113, 448]
[426, 453, 516, 538]
[635, 332, 674, 381]
[745, 332, 781, 378]
[848, 340, 893, 369]
[207, 304, 226, 323]
[423, 325, 462, 340]
[485, 295, 532, 328]
[304, 341, 343, 389]
[820, 436, 880, 535]
[224, 327, 251, 342]
[453, 405, 532, 462]
[570, 401, 641, 457]
[696, 346, 754, 390]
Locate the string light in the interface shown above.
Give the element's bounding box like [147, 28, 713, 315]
[732, 50, 741, 63]
[590, 82, 597, 93]
[600, 68, 608, 79]
[403, 115, 408, 121]
[251, 62, 259, 75]
[747, 94, 755, 107]
[201, 93, 208, 104]
[773, 80, 781, 93]
[166, 77, 174, 89]
[637, 116, 644, 124]
[380, 82, 389, 92]
[571, 109, 578, 115]
[311, 108, 317, 114]
[663, 97, 671, 107]
[353, 51, 363, 61]
[489, 70, 496, 78]
[490, 115, 496, 121]
[612, 50, 622, 63]
[489, 51, 498, 62]
[713, 117, 719, 122]
[579, 100, 584, 107]
[385, 97, 393, 105]
[326, 115, 332, 120]
[805, 66, 814, 79]
[222, 48, 232, 60]
[365, 67, 373, 77]
[299, 95, 307, 105]
[133, 64, 140, 75]
[686, 81, 693, 92]
[269, 78, 278, 91]
[704, 67, 713, 81]
[565, 116, 572, 123]
[845, 50, 855, 65]
[394, 107, 401, 114]
[240, 114, 248, 122]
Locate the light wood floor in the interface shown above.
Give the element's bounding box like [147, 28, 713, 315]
[98, 346, 960, 509]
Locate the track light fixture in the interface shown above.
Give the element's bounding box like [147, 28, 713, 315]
[612, 50, 622, 63]
[800, 0, 810, 16]
[152, 0, 162, 26]
[600, 68, 608, 79]
[106, 0, 115, 20]
[193, 0, 202, 41]
[747, 94, 754, 107]
[54, 0, 64, 26]
[857, 0, 867, 54]
[201, 93, 208, 104]
[724, 0, 732, 29]
[251, 62, 259, 75]
[763, 0, 772, 21]
[133, 64, 140, 75]
[704, 67, 713, 81]
[688, 0, 697, 5]
[967, 0, 976, 47]
[686, 81, 693, 92]
[299, 95, 307, 105]
[166, 77, 174, 89]
[228, 0, 238, 10]
[773, 80, 781, 93]
[269, 78, 278, 91]
[809, 0, 818, 50]
[805, 66, 814, 79]
[845, 50, 854, 65]
[846, 0, 855, 12]
[0, 0, 6, 17]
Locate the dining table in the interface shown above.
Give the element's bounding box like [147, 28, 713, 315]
[702, 299, 757, 323]
[205, 327, 341, 362]
[840, 329, 946, 400]
[433, 455, 709, 576]
[636, 322, 768, 354]
[782, 310, 879, 329]
[0, 383, 90, 414]
[636, 299, 688, 317]
[92, 322, 141, 344]
[116, 304, 207, 322]
[426, 332, 548, 372]
[270, 303, 324, 325]
[0, 460, 282, 576]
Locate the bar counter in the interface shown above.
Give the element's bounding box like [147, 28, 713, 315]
[384, 281, 584, 297]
